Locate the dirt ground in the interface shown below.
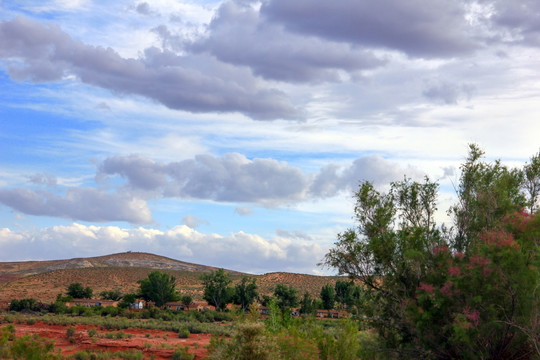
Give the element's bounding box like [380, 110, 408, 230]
[3, 321, 212, 359]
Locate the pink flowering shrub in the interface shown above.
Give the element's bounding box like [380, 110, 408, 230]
[405, 211, 539, 359]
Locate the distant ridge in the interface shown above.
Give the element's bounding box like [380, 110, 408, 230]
[0, 251, 241, 282]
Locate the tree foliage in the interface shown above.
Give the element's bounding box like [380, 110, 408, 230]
[99, 289, 123, 301]
[323, 145, 540, 359]
[334, 280, 360, 308]
[320, 284, 335, 310]
[138, 271, 180, 307]
[273, 284, 298, 312]
[233, 276, 258, 311]
[201, 268, 234, 311]
[66, 283, 93, 299]
[299, 291, 315, 315]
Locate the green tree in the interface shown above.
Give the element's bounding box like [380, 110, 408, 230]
[323, 146, 540, 359]
[67, 283, 93, 299]
[320, 284, 335, 310]
[523, 150, 540, 213]
[233, 276, 258, 311]
[118, 293, 138, 309]
[334, 280, 360, 308]
[273, 284, 298, 312]
[449, 144, 525, 251]
[181, 295, 193, 310]
[99, 289, 123, 301]
[201, 268, 234, 311]
[299, 291, 315, 315]
[138, 271, 180, 307]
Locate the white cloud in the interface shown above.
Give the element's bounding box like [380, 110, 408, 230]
[0, 223, 327, 274]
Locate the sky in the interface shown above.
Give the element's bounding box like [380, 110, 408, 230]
[1, 0, 540, 275]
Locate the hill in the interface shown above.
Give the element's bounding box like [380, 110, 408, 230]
[0, 252, 340, 304]
[0, 252, 227, 282]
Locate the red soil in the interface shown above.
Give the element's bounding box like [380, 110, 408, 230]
[4, 321, 211, 359]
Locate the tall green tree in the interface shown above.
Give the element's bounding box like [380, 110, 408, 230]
[273, 284, 298, 312]
[138, 271, 180, 307]
[299, 291, 315, 315]
[334, 280, 359, 307]
[320, 284, 335, 310]
[67, 283, 93, 299]
[449, 144, 525, 251]
[201, 268, 234, 311]
[233, 276, 258, 311]
[323, 146, 540, 359]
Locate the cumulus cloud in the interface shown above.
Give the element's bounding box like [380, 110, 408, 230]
[0, 188, 152, 224]
[0, 224, 326, 274]
[99, 153, 419, 206]
[261, 0, 479, 58]
[98, 153, 310, 205]
[187, 1, 385, 83]
[310, 155, 423, 197]
[0, 153, 419, 223]
[0, 16, 299, 120]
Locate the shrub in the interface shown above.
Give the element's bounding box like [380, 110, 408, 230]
[72, 351, 90, 360]
[171, 345, 194, 360]
[178, 328, 190, 339]
[207, 322, 279, 360]
[9, 333, 59, 360]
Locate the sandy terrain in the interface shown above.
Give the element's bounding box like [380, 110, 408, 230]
[3, 321, 212, 359]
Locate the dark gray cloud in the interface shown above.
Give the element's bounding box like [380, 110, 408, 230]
[0, 17, 299, 120]
[187, 1, 385, 83]
[0, 187, 152, 224]
[310, 155, 422, 197]
[261, 0, 478, 58]
[489, 0, 540, 45]
[97, 155, 167, 191]
[99, 153, 420, 205]
[99, 153, 309, 205]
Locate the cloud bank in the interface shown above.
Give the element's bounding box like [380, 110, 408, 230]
[0, 154, 419, 224]
[0, 16, 298, 120]
[0, 223, 326, 274]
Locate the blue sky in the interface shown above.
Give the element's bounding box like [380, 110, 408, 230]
[1, 0, 540, 274]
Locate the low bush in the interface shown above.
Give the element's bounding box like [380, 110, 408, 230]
[171, 345, 194, 360]
[178, 328, 190, 338]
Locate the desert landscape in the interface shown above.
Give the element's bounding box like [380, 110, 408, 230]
[0, 252, 346, 359]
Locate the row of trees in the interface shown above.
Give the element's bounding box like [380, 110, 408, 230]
[201, 268, 363, 314]
[323, 145, 540, 359]
[17, 269, 355, 314]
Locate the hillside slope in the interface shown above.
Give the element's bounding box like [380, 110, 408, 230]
[0, 252, 340, 305]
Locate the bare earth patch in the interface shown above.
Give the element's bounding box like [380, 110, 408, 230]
[4, 321, 211, 359]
